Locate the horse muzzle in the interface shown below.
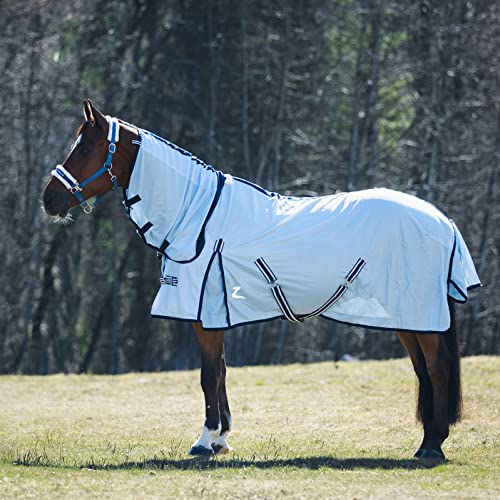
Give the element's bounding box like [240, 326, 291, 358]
[43, 188, 72, 217]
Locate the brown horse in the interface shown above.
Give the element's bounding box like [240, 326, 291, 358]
[43, 100, 465, 460]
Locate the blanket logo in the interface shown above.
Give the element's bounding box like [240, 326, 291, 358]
[231, 286, 246, 299]
[160, 275, 179, 287]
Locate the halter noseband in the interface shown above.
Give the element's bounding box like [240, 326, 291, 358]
[51, 117, 120, 214]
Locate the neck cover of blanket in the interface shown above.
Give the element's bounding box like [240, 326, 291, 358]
[124, 130, 481, 332]
[124, 131, 224, 263]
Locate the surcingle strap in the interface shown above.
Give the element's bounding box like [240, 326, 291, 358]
[254, 257, 302, 324]
[300, 258, 366, 319]
[214, 239, 225, 253]
[255, 257, 366, 323]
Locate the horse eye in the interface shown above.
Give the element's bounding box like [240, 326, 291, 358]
[78, 143, 92, 155]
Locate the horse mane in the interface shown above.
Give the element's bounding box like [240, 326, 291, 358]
[117, 118, 140, 136]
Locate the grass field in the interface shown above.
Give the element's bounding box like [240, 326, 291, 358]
[0, 356, 498, 499]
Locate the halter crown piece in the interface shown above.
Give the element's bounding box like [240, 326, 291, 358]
[51, 116, 120, 213]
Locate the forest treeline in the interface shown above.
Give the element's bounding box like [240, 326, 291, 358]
[0, 0, 498, 374]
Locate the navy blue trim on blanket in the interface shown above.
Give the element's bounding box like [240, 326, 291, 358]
[151, 312, 453, 333]
[151, 313, 284, 331]
[163, 171, 225, 264]
[445, 222, 481, 304]
[234, 177, 300, 200]
[235, 177, 278, 197]
[151, 314, 199, 324]
[218, 252, 231, 328]
[467, 283, 482, 291]
[446, 229, 457, 285]
[127, 133, 142, 181]
[147, 130, 218, 174]
[449, 279, 467, 303]
[319, 315, 451, 334]
[196, 239, 231, 327]
[448, 280, 481, 303]
[196, 249, 219, 322]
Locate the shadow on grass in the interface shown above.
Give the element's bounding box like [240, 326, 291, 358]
[114, 456, 446, 471]
[12, 455, 445, 471]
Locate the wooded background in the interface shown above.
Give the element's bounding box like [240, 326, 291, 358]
[0, 0, 498, 374]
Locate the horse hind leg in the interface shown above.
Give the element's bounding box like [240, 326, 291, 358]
[417, 301, 462, 460]
[416, 332, 453, 460]
[397, 332, 433, 457]
[398, 301, 462, 461]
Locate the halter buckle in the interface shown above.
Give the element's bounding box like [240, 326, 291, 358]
[82, 202, 93, 214]
[108, 143, 116, 154]
[70, 184, 82, 194]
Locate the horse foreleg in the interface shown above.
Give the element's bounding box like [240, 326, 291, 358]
[397, 332, 433, 456]
[189, 323, 226, 455]
[211, 345, 232, 454]
[416, 332, 451, 460]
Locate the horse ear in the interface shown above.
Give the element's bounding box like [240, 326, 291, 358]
[83, 99, 108, 132]
[83, 99, 95, 124]
[88, 101, 108, 132]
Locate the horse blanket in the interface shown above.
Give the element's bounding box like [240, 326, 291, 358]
[123, 130, 481, 332]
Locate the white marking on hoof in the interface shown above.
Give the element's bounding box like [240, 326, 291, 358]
[191, 424, 221, 451]
[212, 430, 231, 454]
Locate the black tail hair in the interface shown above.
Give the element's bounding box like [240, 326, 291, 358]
[445, 299, 462, 424]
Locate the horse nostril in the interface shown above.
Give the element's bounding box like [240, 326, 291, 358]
[43, 190, 61, 216]
[43, 190, 52, 209]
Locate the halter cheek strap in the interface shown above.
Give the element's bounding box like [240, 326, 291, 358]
[51, 117, 120, 214]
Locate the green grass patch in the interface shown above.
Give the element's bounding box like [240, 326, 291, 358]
[0, 357, 498, 498]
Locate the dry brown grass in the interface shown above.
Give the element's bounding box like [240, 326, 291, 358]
[0, 356, 498, 498]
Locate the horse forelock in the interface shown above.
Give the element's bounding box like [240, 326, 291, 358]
[75, 121, 96, 138]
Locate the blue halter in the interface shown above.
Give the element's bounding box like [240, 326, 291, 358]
[51, 118, 119, 213]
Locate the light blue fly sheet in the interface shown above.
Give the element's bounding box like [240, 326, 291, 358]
[123, 130, 481, 332]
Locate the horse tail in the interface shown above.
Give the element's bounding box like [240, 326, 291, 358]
[445, 298, 462, 424]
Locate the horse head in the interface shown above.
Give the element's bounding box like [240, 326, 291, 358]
[43, 99, 137, 219]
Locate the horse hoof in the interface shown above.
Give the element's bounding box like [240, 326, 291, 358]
[188, 445, 214, 456]
[413, 448, 424, 458]
[212, 443, 230, 455]
[417, 449, 446, 460]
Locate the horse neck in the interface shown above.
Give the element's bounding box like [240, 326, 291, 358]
[116, 122, 140, 189]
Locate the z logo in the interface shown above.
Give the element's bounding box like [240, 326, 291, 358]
[231, 286, 246, 299]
